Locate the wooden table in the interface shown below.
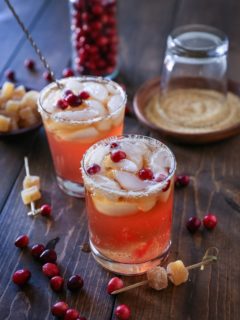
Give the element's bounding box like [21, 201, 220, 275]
[0, 1, 239, 319]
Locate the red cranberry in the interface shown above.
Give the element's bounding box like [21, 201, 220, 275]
[110, 142, 118, 149]
[24, 59, 35, 70]
[57, 99, 69, 110]
[67, 275, 84, 291]
[92, 5, 104, 15]
[79, 91, 90, 99]
[107, 277, 124, 294]
[65, 93, 82, 107]
[15, 234, 29, 248]
[114, 304, 131, 320]
[64, 89, 73, 96]
[51, 301, 69, 317]
[175, 175, 190, 188]
[43, 71, 53, 82]
[110, 150, 126, 163]
[12, 269, 31, 286]
[138, 168, 154, 180]
[97, 37, 108, 47]
[40, 204, 52, 217]
[186, 217, 201, 233]
[155, 174, 171, 192]
[62, 68, 74, 78]
[5, 69, 15, 81]
[50, 276, 64, 292]
[42, 263, 60, 278]
[40, 249, 57, 264]
[203, 214, 217, 230]
[87, 164, 101, 175]
[31, 243, 45, 259]
[64, 309, 80, 320]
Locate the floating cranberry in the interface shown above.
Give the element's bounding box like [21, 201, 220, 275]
[64, 309, 80, 320]
[175, 175, 190, 188]
[79, 91, 90, 99]
[40, 249, 57, 264]
[155, 174, 171, 192]
[42, 263, 60, 278]
[87, 164, 101, 175]
[57, 99, 69, 110]
[110, 142, 118, 149]
[62, 68, 74, 78]
[138, 168, 154, 181]
[12, 269, 31, 286]
[50, 276, 64, 292]
[51, 301, 69, 317]
[5, 69, 15, 81]
[31, 243, 45, 259]
[67, 275, 84, 291]
[186, 216, 201, 233]
[107, 277, 124, 294]
[24, 59, 35, 70]
[64, 89, 73, 96]
[203, 213, 217, 230]
[65, 93, 82, 107]
[110, 150, 126, 163]
[15, 234, 29, 248]
[114, 304, 131, 320]
[43, 71, 53, 82]
[40, 204, 52, 217]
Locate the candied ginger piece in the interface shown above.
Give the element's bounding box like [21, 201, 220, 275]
[107, 94, 123, 113]
[147, 266, 168, 290]
[10, 117, 19, 131]
[1, 82, 14, 100]
[21, 90, 39, 109]
[84, 82, 108, 101]
[0, 114, 11, 132]
[85, 99, 107, 116]
[167, 260, 189, 286]
[13, 85, 26, 99]
[114, 171, 151, 191]
[21, 186, 41, 205]
[19, 107, 38, 127]
[23, 175, 40, 189]
[5, 100, 20, 114]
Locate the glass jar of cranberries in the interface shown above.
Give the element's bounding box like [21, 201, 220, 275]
[69, 0, 118, 78]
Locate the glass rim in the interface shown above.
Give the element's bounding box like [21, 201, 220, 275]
[81, 134, 177, 198]
[168, 24, 229, 58]
[38, 76, 127, 125]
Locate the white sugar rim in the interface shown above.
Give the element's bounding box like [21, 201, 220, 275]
[81, 135, 177, 198]
[38, 76, 127, 124]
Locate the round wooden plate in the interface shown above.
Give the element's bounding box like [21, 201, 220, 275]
[133, 77, 240, 144]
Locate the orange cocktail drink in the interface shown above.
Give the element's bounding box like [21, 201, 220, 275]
[38, 77, 126, 197]
[82, 135, 176, 275]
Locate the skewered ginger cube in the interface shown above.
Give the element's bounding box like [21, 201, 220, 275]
[21, 90, 39, 109]
[13, 85, 26, 99]
[167, 260, 189, 286]
[0, 114, 11, 132]
[1, 82, 14, 100]
[23, 175, 40, 189]
[147, 266, 168, 290]
[21, 186, 41, 205]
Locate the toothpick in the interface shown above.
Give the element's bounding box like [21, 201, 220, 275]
[111, 247, 219, 295]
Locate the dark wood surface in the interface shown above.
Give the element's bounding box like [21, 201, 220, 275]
[0, 1, 240, 319]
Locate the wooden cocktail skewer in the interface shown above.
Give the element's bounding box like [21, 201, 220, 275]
[111, 247, 219, 295]
[4, 0, 62, 89]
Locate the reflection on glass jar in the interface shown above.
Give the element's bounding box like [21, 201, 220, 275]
[69, 0, 118, 79]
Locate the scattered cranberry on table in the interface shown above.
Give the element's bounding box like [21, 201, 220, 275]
[87, 164, 101, 175]
[43, 71, 53, 82]
[175, 175, 190, 188]
[51, 301, 69, 317]
[40, 204, 52, 217]
[50, 276, 64, 292]
[5, 69, 15, 81]
[24, 58, 35, 70]
[186, 216, 201, 233]
[64, 308, 80, 320]
[110, 150, 126, 163]
[31, 243, 45, 259]
[42, 263, 60, 278]
[14, 234, 29, 248]
[12, 269, 31, 286]
[203, 213, 217, 230]
[40, 248, 57, 264]
[107, 277, 124, 294]
[67, 274, 84, 291]
[114, 304, 131, 320]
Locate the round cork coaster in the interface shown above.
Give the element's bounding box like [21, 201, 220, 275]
[133, 77, 240, 144]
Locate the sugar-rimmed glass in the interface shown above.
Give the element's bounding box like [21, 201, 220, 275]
[82, 134, 176, 275]
[38, 76, 127, 198]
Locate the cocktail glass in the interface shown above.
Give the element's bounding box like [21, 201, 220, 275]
[82, 135, 176, 275]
